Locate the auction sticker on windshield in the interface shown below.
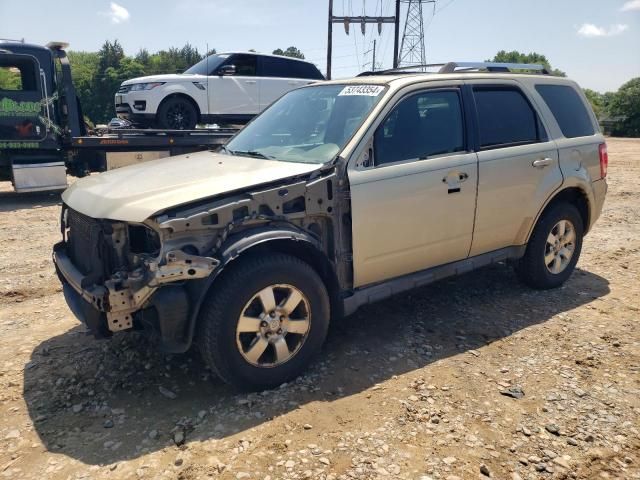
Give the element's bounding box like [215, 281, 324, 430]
[338, 85, 385, 96]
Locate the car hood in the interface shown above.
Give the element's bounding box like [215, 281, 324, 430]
[121, 73, 206, 85]
[62, 151, 321, 223]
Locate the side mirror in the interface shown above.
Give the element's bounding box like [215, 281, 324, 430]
[356, 140, 374, 168]
[218, 65, 236, 76]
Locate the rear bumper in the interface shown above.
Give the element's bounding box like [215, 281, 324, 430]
[590, 178, 607, 230]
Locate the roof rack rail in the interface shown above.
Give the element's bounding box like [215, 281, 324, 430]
[358, 61, 550, 76]
[439, 62, 550, 74]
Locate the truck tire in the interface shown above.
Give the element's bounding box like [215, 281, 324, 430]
[515, 203, 584, 290]
[198, 253, 330, 391]
[156, 97, 197, 130]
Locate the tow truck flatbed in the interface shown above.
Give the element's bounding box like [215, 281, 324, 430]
[71, 128, 237, 150]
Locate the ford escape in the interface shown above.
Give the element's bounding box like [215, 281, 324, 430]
[54, 62, 608, 390]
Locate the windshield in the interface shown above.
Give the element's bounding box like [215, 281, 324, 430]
[184, 54, 230, 75]
[225, 84, 386, 164]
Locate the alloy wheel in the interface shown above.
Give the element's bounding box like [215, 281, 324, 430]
[544, 219, 576, 274]
[166, 103, 191, 129]
[236, 284, 311, 367]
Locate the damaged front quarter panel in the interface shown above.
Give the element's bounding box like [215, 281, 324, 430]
[140, 168, 348, 346]
[103, 166, 349, 346]
[103, 248, 219, 332]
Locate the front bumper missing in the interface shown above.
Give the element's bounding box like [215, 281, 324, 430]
[53, 243, 219, 334]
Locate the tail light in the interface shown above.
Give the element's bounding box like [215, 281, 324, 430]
[599, 143, 608, 179]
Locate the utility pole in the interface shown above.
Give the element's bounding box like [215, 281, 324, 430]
[372, 39, 376, 71]
[326, 0, 333, 79]
[393, 0, 401, 68]
[326, 0, 398, 79]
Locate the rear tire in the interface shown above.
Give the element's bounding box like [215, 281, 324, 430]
[197, 253, 330, 391]
[156, 97, 197, 130]
[515, 203, 584, 289]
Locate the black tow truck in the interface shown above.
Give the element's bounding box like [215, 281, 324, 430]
[0, 41, 236, 193]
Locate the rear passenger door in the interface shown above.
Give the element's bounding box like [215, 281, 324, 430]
[209, 54, 260, 116]
[349, 86, 478, 287]
[467, 81, 562, 256]
[258, 56, 313, 110]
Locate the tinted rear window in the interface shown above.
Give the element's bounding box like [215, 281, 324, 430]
[473, 87, 539, 148]
[261, 56, 324, 80]
[535, 84, 595, 138]
[290, 61, 324, 80]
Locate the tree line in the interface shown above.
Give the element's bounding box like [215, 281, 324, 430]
[65, 41, 638, 136]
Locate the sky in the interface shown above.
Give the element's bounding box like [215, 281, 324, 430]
[1, 0, 639, 92]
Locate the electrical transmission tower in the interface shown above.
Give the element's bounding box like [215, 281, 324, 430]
[398, 0, 435, 68]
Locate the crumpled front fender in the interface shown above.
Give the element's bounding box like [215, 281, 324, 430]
[174, 225, 324, 353]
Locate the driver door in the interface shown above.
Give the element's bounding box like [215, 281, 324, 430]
[348, 86, 478, 287]
[208, 54, 260, 117]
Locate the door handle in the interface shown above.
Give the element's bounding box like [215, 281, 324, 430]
[442, 172, 469, 183]
[245, 80, 257, 84]
[442, 171, 468, 194]
[532, 158, 553, 168]
[288, 81, 298, 85]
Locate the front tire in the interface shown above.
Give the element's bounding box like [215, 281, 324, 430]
[156, 97, 197, 130]
[198, 254, 330, 391]
[515, 203, 584, 289]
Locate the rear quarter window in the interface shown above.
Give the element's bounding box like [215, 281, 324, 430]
[535, 84, 595, 138]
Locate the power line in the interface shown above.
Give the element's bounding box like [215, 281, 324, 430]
[326, 0, 398, 78]
[379, 0, 394, 67]
[436, 0, 456, 13]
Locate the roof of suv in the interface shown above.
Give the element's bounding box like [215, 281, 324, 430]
[321, 71, 578, 91]
[218, 51, 315, 64]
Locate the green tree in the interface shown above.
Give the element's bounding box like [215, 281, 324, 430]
[134, 48, 150, 66]
[67, 50, 100, 124]
[272, 46, 305, 59]
[488, 50, 566, 77]
[0, 66, 22, 90]
[608, 78, 640, 137]
[91, 40, 126, 123]
[583, 88, 606, 120]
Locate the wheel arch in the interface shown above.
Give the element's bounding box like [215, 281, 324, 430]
[527, 186, 591, 243]
[184, 226, 341, 351]
[157, 92, 201, 123]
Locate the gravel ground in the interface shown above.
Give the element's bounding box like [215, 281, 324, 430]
[0, 138, 638, 480]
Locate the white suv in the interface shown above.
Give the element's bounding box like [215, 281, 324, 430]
[115, 52, 324, 129]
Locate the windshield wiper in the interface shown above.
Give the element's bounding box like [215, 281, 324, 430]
[227, 149, 272, 160]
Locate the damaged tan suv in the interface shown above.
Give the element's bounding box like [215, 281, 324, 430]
[54, 62, 608, 390]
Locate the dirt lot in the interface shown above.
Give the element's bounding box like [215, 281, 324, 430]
[0, 138, 638, 480]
